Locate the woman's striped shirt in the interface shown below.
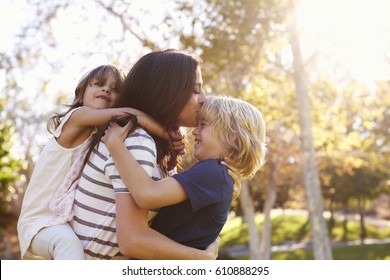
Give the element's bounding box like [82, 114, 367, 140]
[72, 128, 163, 259]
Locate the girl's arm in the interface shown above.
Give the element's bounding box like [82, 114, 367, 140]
[59, 106, 172, 149]
[115, 193, 219, 259]
[72, 107, 169, 139]
[103, 122, 187, 209]
[127, 110, 185, 154]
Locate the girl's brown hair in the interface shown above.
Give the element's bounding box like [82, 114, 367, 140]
[47, 65, 126, 133]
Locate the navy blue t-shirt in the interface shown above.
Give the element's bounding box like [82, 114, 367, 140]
[150, 158, 234, 249]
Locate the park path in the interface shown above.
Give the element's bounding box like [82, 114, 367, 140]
[274, 208, 390, 229]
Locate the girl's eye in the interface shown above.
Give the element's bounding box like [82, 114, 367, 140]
[193, 90, 200, 94]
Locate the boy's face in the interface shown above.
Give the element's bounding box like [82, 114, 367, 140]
[192, 118, 226, 161]
[82, 74, 121, 109]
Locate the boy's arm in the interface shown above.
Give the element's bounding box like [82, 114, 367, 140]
[103, 122, 187, 209]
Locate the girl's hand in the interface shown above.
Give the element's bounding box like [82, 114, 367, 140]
[102, 121, 131, 148]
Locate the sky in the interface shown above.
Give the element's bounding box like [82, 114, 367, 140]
[296, 0, 390, 87]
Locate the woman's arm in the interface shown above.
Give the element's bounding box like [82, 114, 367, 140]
[115, 193, 219, 259]
[103, 122, 187, 209]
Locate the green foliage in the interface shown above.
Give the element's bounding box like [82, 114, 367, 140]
[272, 248, 314, 260]
[174, 0, 294, 95]
[312, 78, 390, 214]
[0, 99, 24, 226]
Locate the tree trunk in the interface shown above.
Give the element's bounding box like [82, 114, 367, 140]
[328, 198, 335, 235]
[357, 197, 367, 241]
[288, 18, 333, 260]
[259, 180, 277, 259]
[342, 204, 348, 241]
[259, 161, 278, 259]
[239, 180, 261, 259]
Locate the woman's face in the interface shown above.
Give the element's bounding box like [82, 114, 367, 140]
[177, 67, 206, 127]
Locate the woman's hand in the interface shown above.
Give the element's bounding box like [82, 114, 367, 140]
[204, 237, 220, 259]
[169, 129, 186, 155]
[221, 157, 241, 197]
[102, 121, 131, 148]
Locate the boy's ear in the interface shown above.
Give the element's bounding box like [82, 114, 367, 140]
[228, 131, 238, 143]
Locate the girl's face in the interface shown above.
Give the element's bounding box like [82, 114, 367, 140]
[177, 67, 206, 127]
[192, 118, 226, 161]
[82, 74, 121, 109]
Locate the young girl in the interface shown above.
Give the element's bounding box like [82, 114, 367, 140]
[17, 65, 170, 259]
[102, 95, 267, 249]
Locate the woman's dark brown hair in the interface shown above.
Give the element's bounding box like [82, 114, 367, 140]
[85, 49, 201, 172]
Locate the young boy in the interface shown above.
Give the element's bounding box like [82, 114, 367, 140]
[102, 95, 266, 249]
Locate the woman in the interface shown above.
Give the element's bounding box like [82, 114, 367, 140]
[103, 96, 267, 250]
[72, 49, 218, 259]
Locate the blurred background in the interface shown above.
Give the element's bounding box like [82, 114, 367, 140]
[1, 0, 389, 260]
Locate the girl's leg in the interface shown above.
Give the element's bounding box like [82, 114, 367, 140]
[30, 223, 84, 260]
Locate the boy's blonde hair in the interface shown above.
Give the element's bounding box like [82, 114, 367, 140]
[199, 96, 266, 180]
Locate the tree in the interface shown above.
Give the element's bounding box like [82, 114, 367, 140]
[0, 99, 24, 228]
[313, 76, 390, 241]
[172, 0, 294, 259]
[1, 0, 163, 214]
[288, 17, 333, 259]
[238, 180, 261, 259]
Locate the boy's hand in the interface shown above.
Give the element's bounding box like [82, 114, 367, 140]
[102, 121, 131, 148]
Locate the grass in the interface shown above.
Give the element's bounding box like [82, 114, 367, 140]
[219, 213, 390, 260]
[220, 215, 313, 246]
[271, 243, 390, 260]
